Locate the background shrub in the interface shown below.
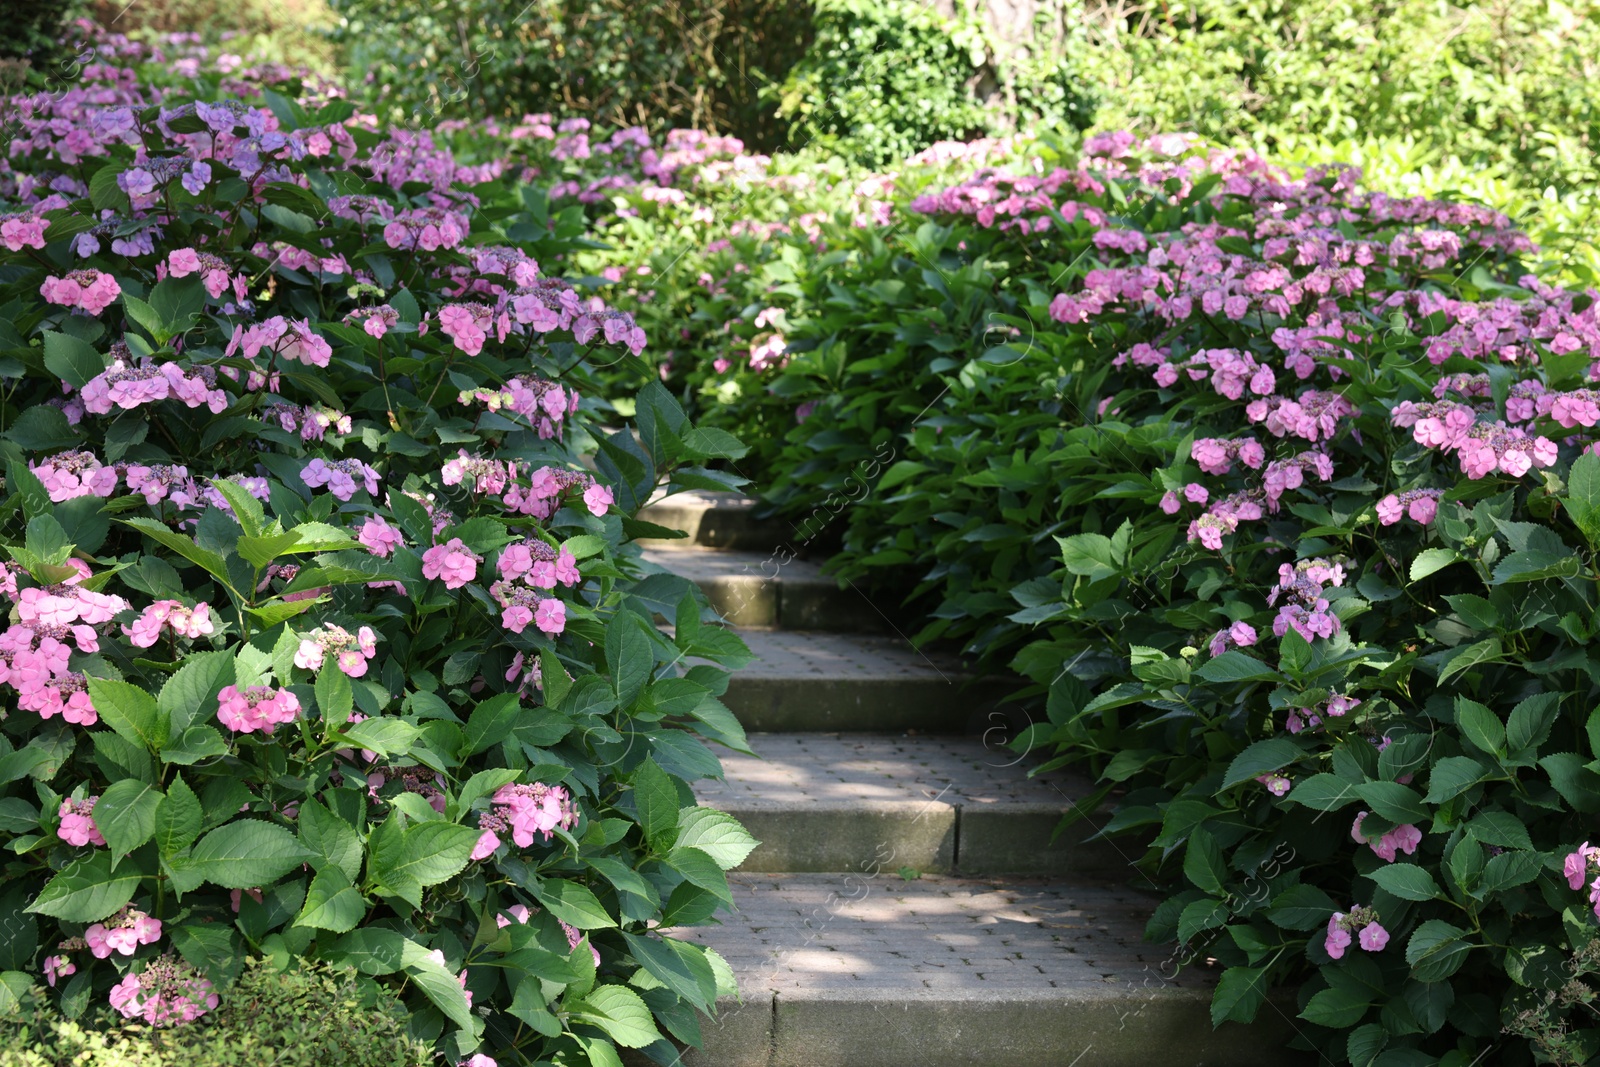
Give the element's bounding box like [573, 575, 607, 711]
[327, 0, 815, 150]
[770, 0, 1096, 166]
[2, 959, 432, 1067]
[1077, 0, 1600, 197]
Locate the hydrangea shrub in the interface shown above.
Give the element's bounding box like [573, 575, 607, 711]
[0, 27, 758, 1067]
[667, 126, 1600, 1060]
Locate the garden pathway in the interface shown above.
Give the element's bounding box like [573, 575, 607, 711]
[638, 492, 1297, 1067]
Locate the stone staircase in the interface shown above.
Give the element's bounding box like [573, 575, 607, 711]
[639, 492, 1298, 1067]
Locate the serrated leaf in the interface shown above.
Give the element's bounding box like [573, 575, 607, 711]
[26, 851, 141, 922]
[536, 878, 617, 930]
[154, 774, 202, 858]
[1408, 548, 1458, 581]
[1368, 864, 1440, 902]
[295, 868, 366, 933]
[673, 807, 758, 869]
[94, 779, 162, 867]
[86, 678, 167, 752]
[1182, 827, 1227, 895]
[190, 819, 313, 889]
[570, 985, 663, 1048]
[1221, 737, 1302, 790]
[633, 758, 680, 852]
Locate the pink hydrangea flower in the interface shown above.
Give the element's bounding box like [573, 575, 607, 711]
[216, 684, 302, 735]
[108, 955, 218, 1026]
[123, 601, 214, 647]
[43, 955, 75, 987]
[357, 516, 405, 557]
[57, 797, 105, 847]
[422, 538, 481, 589]
[1, 213, 47, 251]
[583, 483, 614, 516]
[1565, 842, 1600, 890]
[86, 907, 162, 958]
[302, 457, 381, 501]
[166, 248, 202, 276]
[535, 598, 567, 634]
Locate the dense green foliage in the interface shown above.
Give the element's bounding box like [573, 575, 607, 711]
[327, 0, 814, 149]
[770, 0, 1094, 166]
[712, 130, 1600, 1061]
[0, 29, 755, 1067]
[1080, 0, 1599, 197]
[2, 960, 432, 1067]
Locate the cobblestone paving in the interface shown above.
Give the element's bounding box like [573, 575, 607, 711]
[675, 874, 1205, 994]
[695, 733, 1092, 809]
[717, 628, 969, 681]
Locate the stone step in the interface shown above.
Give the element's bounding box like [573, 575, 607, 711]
[673, 873, 1292, 1067]
[696, 733, 1122, 876]
[714, 630, 1020, 734]
[643, 547, 886, 632]
[637, 490, 785, 552]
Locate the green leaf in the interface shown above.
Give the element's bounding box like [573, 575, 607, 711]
[569, 985, 663, 1049]
[1566, 451, 1600, 548]
[1301, 984, 1373, 1028]
[122, 293, 166, 341]
[1369, 864, 1441, 902]
[190, 819, 314, 889]
[3, 405, 80, 451]
[1353, 782, 1428, 824]
[455, 769, 521, 816]
[1222, 738, 1302, 790]
[673, 807, 758, 870]
[1423, 756, 1490, 804]
[42, 331, 105, 389]
[536, 879, 617, 930]
[633, 758, 680, 852]
[295, 868, 367, 933]
[1267, 884, 1335, 930]
[606, 613, 654, 708]
[1477, 850, 1541, 895]
[1058, 533, 1120, 583]
[26, 851, 141, 922]
[682, 427, 748, 460]
[1491, 549, 1582, 584]
[169, 923, 243, 988]
[154, 774, 202, 858]
[621, 932, 716, 1012]
[1408, 548, 1459, 581]
[315, 666, 354, 727]
[0, 972, 30, 1014]
[1211, 965, 1268, 1026]
[208, 478, 266, 538]
[85, 678, 168, 752]
[120, 517, 236, 592]
[1405, 919, 1472, 982]
[94, 779, 162, 866]
[298, 799, 364, 882]
[1182, 827, 1227, 895]
[1287, 773, 1361, 811]
[159, 725, 228, 765]
[1195, 651, 1281, 684]
[1455, 697, 1505, 756]
[368, 821, 479, 895]
[464, 692, 520, 755]
[339, 716, 417, 757]
[158, 651, 235, 738]
[1506, 692, 1560, 754]
[148, 277, 207, 335]
[1541, 752, 1600, 813]
[1438, 637, 1503, 684]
